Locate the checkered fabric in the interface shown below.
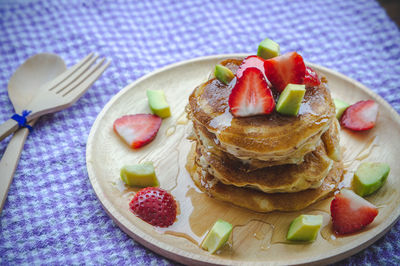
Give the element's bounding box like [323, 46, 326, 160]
[0, 0, 399, 265]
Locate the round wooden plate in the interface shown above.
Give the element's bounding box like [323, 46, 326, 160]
[86, 54, 400, 265]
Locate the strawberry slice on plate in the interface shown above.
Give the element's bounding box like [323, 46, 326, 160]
[236, 55, 266, 79]
[304, 66, 321, 87]
[113, 114, 162, 148]
[340, 100, 378, 131]
[330, 189, 378, 235]
[264, 52, 306, 92]
[228, 67, 275, 117]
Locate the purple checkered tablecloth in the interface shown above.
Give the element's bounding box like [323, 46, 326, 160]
[1, 0, 400, 265]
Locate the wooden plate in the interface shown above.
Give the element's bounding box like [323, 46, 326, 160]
[86, 54, 400, 265]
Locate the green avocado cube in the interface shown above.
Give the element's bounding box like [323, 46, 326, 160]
[201, 219, 233, 254]
[257, 38, 280, 59]
[334, 98, 350, 120]
[120, 162, 159, 187]
[147, 89, 171, 118]
[215, 64, 234, 85]
[276, 84, 306, 116]
[352, 162, 390, 197]
[287, 214, 323, 242]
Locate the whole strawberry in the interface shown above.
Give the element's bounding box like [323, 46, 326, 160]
[129, 187, 177, 227]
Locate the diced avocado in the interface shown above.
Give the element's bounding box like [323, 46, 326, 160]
[215, 64, 234, 85]
[201, 219, 233, 254]
[287, 214, 323, 242]
[120, 162, 159, 187]
[257, 38, 280, 59]
[334, 99, 350, 120]
[147, 89, 171, 118]
[276, 84, 306, 116]
[352, 162, 390, 197]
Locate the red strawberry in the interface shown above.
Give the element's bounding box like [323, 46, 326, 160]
[236, 55, 266, 79]
[340, 100, 378, 131]
[129, 187, 177, 227]
[304, 66, 321, 87]
[113, 114, 162, 149]
[330, 189, 378, 235]
[264, 52, 306, 92]
[228, 67, 275, 117]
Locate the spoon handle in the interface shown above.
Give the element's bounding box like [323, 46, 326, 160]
[0, 119, 20, 142]
[0, 119, 36, 213]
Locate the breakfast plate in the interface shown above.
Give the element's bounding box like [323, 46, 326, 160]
[86, 54, 400, 265]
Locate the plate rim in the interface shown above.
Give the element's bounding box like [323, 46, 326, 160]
[86, 54, 400, 265]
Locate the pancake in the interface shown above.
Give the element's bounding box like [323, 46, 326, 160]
[188, 59, 336, 164]
[191, 118, 325, 167]
[186, 144, 343, 213]
[196, 140, 333, 193]
[192, 116, 340, 168]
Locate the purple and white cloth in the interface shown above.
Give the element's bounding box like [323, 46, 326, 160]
[0, 0, 400, 264]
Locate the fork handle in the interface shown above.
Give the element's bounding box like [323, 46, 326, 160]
[0, 119, 21, 142]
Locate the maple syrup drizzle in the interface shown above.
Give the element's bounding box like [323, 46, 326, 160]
[342, 136, 378, 168]
[232, 219, 275, 251]
[208, 107, 233, 131]
[176, 111, 189, 125]
[165, 126, 176, 136]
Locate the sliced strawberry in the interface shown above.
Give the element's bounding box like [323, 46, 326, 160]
[236, 55, 266, 79]
[129, 187, 177, 227]
[228, 67, 275, 117]
[330, 189, 378, 235]
[264, 52, 306, 92]
[340, 100, 378, 131]
[304, 66, 321, 87]
[113, 114, 162, 149]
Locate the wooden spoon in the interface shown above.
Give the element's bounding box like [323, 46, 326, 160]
[0, 53, 66, 213]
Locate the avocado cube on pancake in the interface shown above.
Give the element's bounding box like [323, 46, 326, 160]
[257, 38, 280, 59]
[276, 84, 306, 116]
[147, 89, 171, 118]
[287, 214, 323, 242]
[215, 64, 235, 85]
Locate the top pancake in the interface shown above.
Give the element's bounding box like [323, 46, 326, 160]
[188, 59, 336, 162]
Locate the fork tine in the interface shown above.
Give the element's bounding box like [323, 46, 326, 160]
[61, 57, 106, 96]
[62, 59, 110, 100]
[46, 53, 94, 91]
[54, 54, 99, 94]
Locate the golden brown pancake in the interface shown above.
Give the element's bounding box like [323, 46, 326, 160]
[196, 140, 333, 193]
[192, 116, 340, 169]
[187, 59, 336, 164]
[191, 118, 324, 167]
[187, 144, 343, 213]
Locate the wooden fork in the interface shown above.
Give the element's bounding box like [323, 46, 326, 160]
[0, 53, 110, 141]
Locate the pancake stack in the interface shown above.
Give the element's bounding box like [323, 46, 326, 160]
[186, 59, 343, 212]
